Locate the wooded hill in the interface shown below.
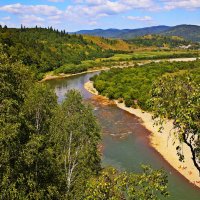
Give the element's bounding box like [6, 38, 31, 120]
[0, 26, 132, 79]
[161, 25, 200, 42]
[76, 26, 170, 39]
[0, 26, 198, 80]
[128, 35, 199, 48]
[83, 35, 134, 51]
[76, 24, 200, 42]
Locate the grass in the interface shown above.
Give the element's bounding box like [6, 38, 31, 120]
[50, 49, 199, 77]
[99, 50, 199, 61]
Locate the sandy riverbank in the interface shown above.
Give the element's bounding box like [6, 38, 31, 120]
[40, 67, 109, 82]
[84, 81, 200, 188]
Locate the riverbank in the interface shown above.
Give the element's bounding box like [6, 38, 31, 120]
[41, 57, 198, 82]
[40, 67, 109, 82]
[84, 81, 200, 188]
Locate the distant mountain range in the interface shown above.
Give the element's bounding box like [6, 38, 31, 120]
[75, 25, 200, 42]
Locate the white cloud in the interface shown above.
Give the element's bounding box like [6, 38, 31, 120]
[47, 15, 62, 25]
[161, 0, 200, 10]
[66, 0, 155, 21]
[0, 0, 198, 30]
[0, 3, 63, 16]
[21, 15, 45, 26]
[48, 15, 61, 20]
[127, 15, 153, 21]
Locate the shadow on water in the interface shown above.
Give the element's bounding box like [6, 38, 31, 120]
[47, 72, 200, 200]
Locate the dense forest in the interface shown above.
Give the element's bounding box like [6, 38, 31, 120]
[0, 26, 117, 79]
[92, 60, 200, 109]
[92, 60, 200, 175]
[161, 25, 200, 43]
[128, 35, 199, 48]
[0, 31, 169, 198]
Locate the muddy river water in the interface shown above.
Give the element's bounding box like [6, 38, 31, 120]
[47, 72, 200, 200]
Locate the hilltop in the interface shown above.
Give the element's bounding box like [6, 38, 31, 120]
[161, 25, 200, 42]
[76, 26, 170, 39]
[76, 24, 200, 42]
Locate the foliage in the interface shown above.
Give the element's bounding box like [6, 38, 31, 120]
[54, 60, 103, 74]
[128, 35, 194, 48]
[161, 25, 200, 43]
[131, 52, 199, 60]
[0, 49, 101, 198]
[150, 74, 200, 174]
[0, 26, 115, 78]
[49, 90, 101, 199]
[0, 41, 169, 199]
[83, 35, 134, 51]
[85, 165, 168, 200]
[101, 50, 199, 62]
[92, 60, 200, 110]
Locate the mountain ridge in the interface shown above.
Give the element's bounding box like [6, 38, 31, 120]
[75, 24, 200, 42]
[76, 25, 170, 38]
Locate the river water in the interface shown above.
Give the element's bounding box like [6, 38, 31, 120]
[47, 72, 200, 200]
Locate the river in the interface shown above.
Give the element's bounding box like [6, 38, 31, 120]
[47, 72, 200, 200]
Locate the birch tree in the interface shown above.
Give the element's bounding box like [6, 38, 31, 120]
[49, 90, 101, 199]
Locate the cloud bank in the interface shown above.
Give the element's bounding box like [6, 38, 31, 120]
[0, 0, 199, 29]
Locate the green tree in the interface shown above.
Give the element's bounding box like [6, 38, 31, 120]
[150, 74, 200, 174]
[17, 84, 58, 199]
[49, 90, 101, 199]
[0, 48, 34, 198]
[85, 165, 168, 200]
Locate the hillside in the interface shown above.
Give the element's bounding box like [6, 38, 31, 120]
[76, 24, 200, 42]
[83, 35, 135, 51]
[161, 25, 200, 42]
[0, 27, 133, 78]
[76, 26, 170, 39]
[118, 26, 170, 39]
[128, 35, 198, 48]
[76, 28, 125, 38]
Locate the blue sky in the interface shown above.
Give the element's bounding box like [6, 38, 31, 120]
[0, 0, 199, 31]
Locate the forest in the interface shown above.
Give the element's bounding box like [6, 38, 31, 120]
[92, 60, 200, 176]
[0, 26, 116, 79]
[0, 26, 199, 81]
[127, 35, 199, 48]
[92, 60, 200, 109]
[1, 24, 200, 199]
[0, 32, 169, 199]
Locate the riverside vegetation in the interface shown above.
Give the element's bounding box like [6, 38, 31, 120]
[0, 31, 170, 198]
[92, 60, 200, 176]
[0, 26, 198, 81]
[0, 26, 116, 79]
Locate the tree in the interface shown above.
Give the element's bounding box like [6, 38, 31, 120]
[49, 90, 101, 199]
[16, 84, 59, 199]
[150, 74, 200, 174]
[0, 49, 34, 198]
[85, 165, 168, 200]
